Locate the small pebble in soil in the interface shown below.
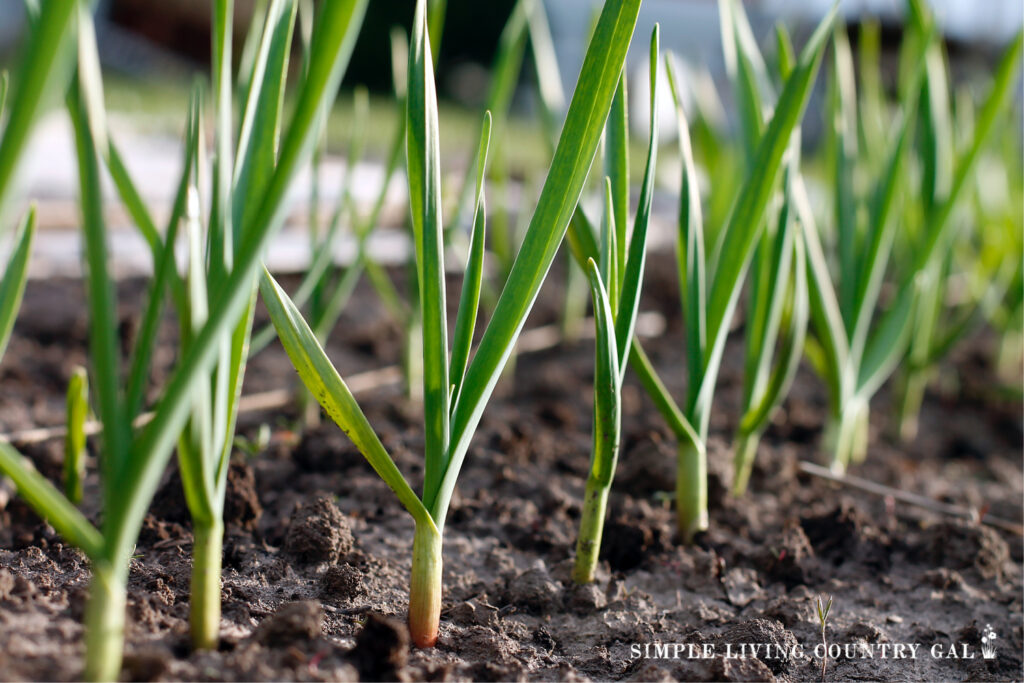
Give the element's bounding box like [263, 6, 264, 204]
[284, 496, 353, 564]
[349, 613, 408, 680]
[252, 601, 323, 646]
[319, 563, 364, 602]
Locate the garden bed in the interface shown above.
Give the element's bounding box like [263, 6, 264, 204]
[1, 254, 1021, 682]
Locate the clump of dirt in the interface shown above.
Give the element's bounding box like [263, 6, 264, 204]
[505, 566, 561, 613]
[283, 496, 354, 564]
[251, 600, 324, 646]
[0, 264, 1021, 681]
[918, 520, 1010, 580]
[319, 563, 364, 602]
[150, 460, 262, 531]
[758, 522, 816, 586]
[350, 613, 409, 680]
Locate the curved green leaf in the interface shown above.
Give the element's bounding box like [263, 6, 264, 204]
[0, 207, 36, 362]
[259, 269, 434, 529]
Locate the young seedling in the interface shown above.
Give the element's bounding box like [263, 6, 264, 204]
[656, 7, 832, 540]
[816, 594, 833, 682]
[249, 28, 410, 363]
[573, 27, 659, 585]
[799, 14, 1022, 472]
[714, 4, 809, 496]
[0, 2, 368, 678]
[550, 1, 832, 540]
[260, 0, 642, 646]
[891, 3, 1024, 440]
[64, 366, 89, 505]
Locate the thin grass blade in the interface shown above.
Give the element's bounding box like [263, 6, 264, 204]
[696, 8, 834, 421]
[0, 207, 35, 361]
[585, 257, 621, 486]
[450, 112, 492, 405]
[614, 25, 659, 370]
[0, 0, 76, 222]
[665, 54, 707, 401]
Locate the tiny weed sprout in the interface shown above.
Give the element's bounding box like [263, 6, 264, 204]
[64, 366, 89, 505]
[573, 27, 659, 585]
[261, 0, 642, 646]
[0, 0, 368, 678]
[817, 594, 833, 682]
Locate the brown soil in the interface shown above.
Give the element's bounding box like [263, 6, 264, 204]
[0, 253, 1021, 682]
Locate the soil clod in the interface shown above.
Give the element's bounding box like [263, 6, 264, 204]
[319, 563, 364, 602]
[252, 600, 324, 647]
[283, 496, 353, 564]
[350, 613, 409, 680]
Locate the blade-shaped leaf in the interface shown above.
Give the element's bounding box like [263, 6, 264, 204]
[695, 8, 835, 424]
[0, 207, 36, 361]
[599, 177, 618, 307]
[614, 25, 659, 371]
[665, 53, 707, 409]
[408, 0, 450, 510]
[794, 173, 848, 405]
[110, 0, 369, 559]
[440, 0, 643, 528]
[233, 0, 298, 245]
[0, 441, 105, 562]
[605, 71, 629, 278]
[68, 79, 129, 499]
[123, 93, 201, 419]
[0, 0, 76, 223]
[450, 111, 492, 407]
[260, 269, 434, 529]
[585, 258, 621, 487]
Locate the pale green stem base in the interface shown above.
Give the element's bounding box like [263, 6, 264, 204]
[730, 430, 761, 497]
[826, 401, 869, 474]
[405, 319, 424, 401]
[83, 567, 126, 682]
[996, 329, 1023, 383]
[572, 479, 610, 584]
[676, 440, 708, 543]
[896, 370, 927, 443]
[190, 521, 223, 650]
[408, 522, 442, 648]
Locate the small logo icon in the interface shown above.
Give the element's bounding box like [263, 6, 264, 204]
[981, 624, 998, 660]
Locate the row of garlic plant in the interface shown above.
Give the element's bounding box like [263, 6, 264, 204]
[0, 0, 369, 678]
[261, 0, 644, 646]
[0, 1, 1020, 679]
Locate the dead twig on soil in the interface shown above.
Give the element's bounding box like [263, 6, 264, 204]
[799, 461, 1023, 535]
